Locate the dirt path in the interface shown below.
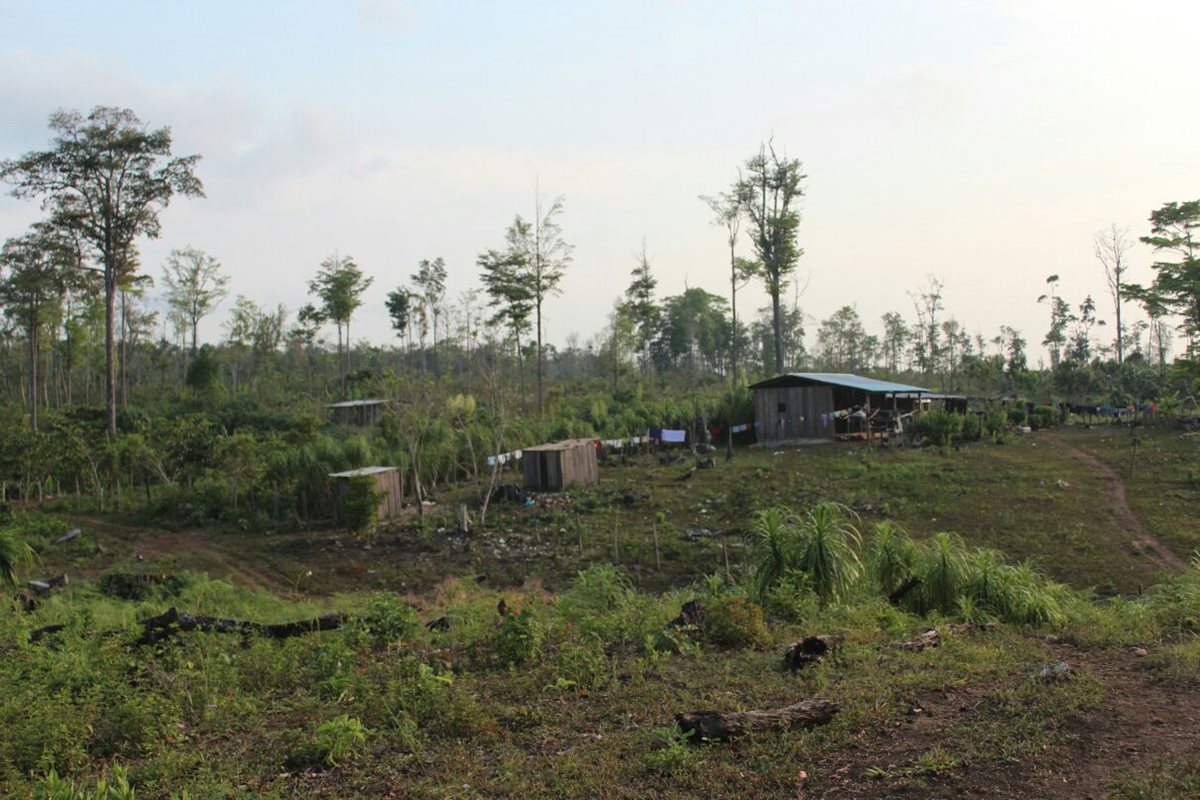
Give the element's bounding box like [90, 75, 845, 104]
[132, 529, 284, 594]
[1045, 433, 1188, 573]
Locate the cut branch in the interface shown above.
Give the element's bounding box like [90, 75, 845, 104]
[676, 699, 839, 741]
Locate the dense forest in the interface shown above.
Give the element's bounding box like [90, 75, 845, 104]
[1, 107, 1197, 529]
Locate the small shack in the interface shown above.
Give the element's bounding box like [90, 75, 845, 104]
[327, 399, 387, 426]
[750, 373, 930, 445]
[523, 439, 598, 492]
[329, 466, 403, 524]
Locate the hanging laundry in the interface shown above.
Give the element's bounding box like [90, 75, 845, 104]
[648, 427, 663, 444]
[662, 429, 687, 444]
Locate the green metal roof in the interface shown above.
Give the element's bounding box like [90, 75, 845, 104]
[749, 372, 931, 394]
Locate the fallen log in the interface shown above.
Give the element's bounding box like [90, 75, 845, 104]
[138, 606, 347, 646]
[29, 623, 67, 643]
[676, 699, 840, 741]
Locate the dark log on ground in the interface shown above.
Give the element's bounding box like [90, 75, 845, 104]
[887, 576, 921, 604]
[29, 623, 66, 643]
[14, 592, 38, 612]
[894, 629, 940, 651]
[668, 599, 705, 629]
[426, 616, 450, 632]
[676, 699, 840, 741]
[784, 635, 840, 669]
[54, 528, 81, 545]
[138, 606, 346, 646]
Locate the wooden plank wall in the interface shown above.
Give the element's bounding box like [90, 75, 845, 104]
[756, 387, 835, 444]
[372, 469, 402, 520]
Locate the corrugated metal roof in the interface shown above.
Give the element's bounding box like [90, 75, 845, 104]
[749, 373, 931, 394]
[329, 466, 398, 478]
[326, 399, 386, 408]
[524, 438, 597, 452]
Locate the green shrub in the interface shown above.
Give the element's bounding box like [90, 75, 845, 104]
[865, 521, 918, 597]
[36, 763, 136, 800]
[1029, 405, 1059, 430]
[353, 593, 421, 646]
[341, 474, 382, 531]
[959, 413, 982, 442]
[313, 714, 368, 767]
[910, 410, 962, 447]
[490, 607, 542, 666]
[703, 595, 770, 649]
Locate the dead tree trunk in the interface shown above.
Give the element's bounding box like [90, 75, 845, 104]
[676, 699, 839, 741]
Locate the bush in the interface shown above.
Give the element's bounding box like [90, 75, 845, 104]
[313, 714, 368, 767]
[703, 595, 770, 649]
[909, 410, 962, 447]
[490, 607, 542, 666]
[1029, 405, 1059, 430]
[352, 593, 421, 646]
[341, 474, 382, 531]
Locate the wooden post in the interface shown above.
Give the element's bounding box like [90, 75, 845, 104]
[574, 511, 583, 554]
[653, 521, 661, 570]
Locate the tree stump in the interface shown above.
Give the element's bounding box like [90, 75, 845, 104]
[784, 635, 840, 669]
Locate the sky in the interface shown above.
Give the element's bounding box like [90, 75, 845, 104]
[1, 0, 1198, 366]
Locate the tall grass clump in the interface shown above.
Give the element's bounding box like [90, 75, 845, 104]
[865, 521, 918, 597]
[750, 503, 862, 607]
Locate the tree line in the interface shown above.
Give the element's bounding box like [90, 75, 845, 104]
[2, 106, 1199, 444]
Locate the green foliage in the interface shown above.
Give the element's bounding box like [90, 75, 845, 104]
[490, 607, 542, 667]
[0, 525, 35, 586]
[865, 521, 918, 597]
[341, 474, 382, 531]
[644, 722, 698, 775]
[36, 764, 136, 800]
[909, 410, 962, 447]
[702, 594, 770, 649]
[352, 593, 420, 646]
[313, 714, 368, 767]
[795, 502, 863, 605]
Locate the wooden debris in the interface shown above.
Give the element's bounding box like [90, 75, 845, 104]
[138, 606, 346, 646]
[946, 621, 1001, 635]
[894, 629, 940, 651]
[676, 699, 840, 741]
[425, 616, 450, 632]
[784, 635, 840, 669]
[29, 623, 66, 644]
[54, 528, 82, 545]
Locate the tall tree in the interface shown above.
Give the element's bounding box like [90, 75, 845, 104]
[478, 242, 533, 402]
[1130, 200, 1200, 358]
[385, 286, 415, 353]
[161, 246, 228, 357]
[1094, 225, 1132, 365]
[0, 226, 74, 432]
[411, 257, 448, 373]
[816, 305, 870, 372]
[735, 142, 806, 373]
[909, 276, 945, 379]
[624, 241, 659, 378]
[701, 191, 756, 383]
[308, 253, 373, 398]
[880, 312, 910, 375]
[478, 192, 571, 413]
[1038, 274, 1071, 369]
[0, 107, 203, 435]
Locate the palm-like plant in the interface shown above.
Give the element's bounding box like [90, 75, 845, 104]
[750, 507, 799, 602]
[866, 521, 917, 596]
[796, 502, 862, 606]
[916, 532, 967, 614]
[0, 527, 34, 588]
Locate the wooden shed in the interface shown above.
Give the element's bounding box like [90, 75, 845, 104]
[750, 373, 930, 445]
[330, 466, 403, 523]
[523, 439, 599, 492]
[327, 399, 387, 426]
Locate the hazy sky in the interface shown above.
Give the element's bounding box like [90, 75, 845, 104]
[2, 1, 1198, 366]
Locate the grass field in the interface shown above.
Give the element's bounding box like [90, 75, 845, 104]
[4, 424, 1199, 798]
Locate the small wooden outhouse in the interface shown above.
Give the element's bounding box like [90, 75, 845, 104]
[523, 439, 599, 492]
[330, 466, 403, 522]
